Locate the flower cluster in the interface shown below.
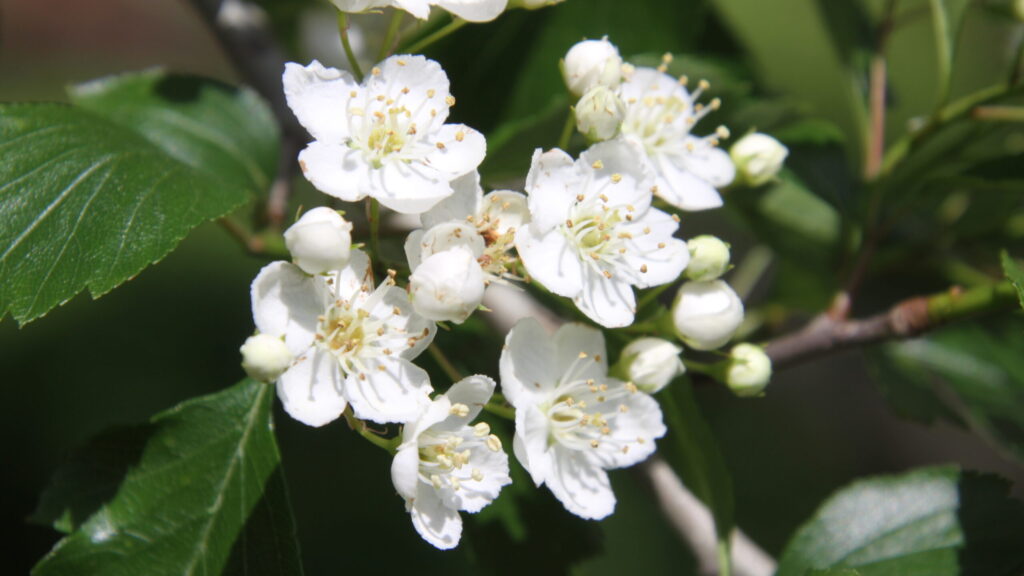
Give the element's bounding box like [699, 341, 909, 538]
[240, 28, 783, 548]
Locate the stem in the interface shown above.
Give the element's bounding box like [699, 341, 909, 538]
[483, 402, 515, 420]
[378, 10, 404, 61]
[403, 18, 467, 54]
[343, 406, 399, 453]
[928, 0, 953, 110]
[971, 105, 1024, 122]
[557, 107, 576, 150]
[717, 539, 733, 576]
[428, 343, 463, 383]
[337, 11, 365, 82]
[865, 0, 898, 181]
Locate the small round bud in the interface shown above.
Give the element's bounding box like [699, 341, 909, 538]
[240, 334, 293, 382]
[725, 343, 772, 397]
[409, 247, 485, 324]
[508, 0, 565, 9]
[561, 38, 623, 98]
[617, 337, 685, 394]
[729, 133, 789, 187]
[283, 207, 353, 275]
[575, 86, 627, 142]
[686, 235, 731, 281]
[671, 280, 744, 351]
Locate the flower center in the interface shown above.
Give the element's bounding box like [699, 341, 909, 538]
[418, 420, 501, 491]
[564, 201, 629, 278]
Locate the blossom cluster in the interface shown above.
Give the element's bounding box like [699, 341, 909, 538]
[240, 26, 783, 549]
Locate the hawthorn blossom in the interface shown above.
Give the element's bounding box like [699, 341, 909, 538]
[619, 65, 735, 211]
[283, 207, 353, 275]
[671, 279, 744, 351]
[250, 249, 436, 425]
[391, 375, 511, 549]
[330, 0, 508, 23]
[515, 139, 690, 327]
[408, 246, 485, 323]
[730, 132, 788, 187]
[500, 319, 666, 519]
[284, 56, 486, 214]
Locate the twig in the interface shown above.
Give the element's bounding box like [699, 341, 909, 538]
[865, 0, 898, 181]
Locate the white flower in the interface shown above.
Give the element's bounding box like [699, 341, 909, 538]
[726, 343, 771, 397]
[283, 207, 353, 275]
[240, 334, 294, 382]
[671, 279, 744, 351]
[515, 139, 690, 328]
[391, 375, 511, 549]
[409, 171, 528, 282]
[562, 38, 624, 97]
[616, 337, 684, 394]
[409, 246, 485, 323]
[500, 319, 666, 519]
[619, 67, 735, 211]
[284, 56, 486, 214]
[575, 86, 626, 142]
[250, 249, 436, 425]
[685, 235, 730, 281]
[730, 132, 788, 187]
[330, 0, 508, 22]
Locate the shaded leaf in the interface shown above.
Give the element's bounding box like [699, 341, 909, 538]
[778, 466, 1024, 576]
[33, 380, 304, 576]
[1001, 250, 1024, 310]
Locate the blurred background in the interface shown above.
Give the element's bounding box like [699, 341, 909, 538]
[3, 0, 1024, 574]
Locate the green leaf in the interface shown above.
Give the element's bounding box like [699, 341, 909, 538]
[68, 70, 279, 195]
[661, 381, 734, 542]
[778, 466, 1024, 576]
[928, 0, 972, 105]
[33, 380, 304, 576]
[1001, 250, 1024, 310]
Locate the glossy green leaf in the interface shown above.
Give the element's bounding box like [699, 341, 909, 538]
[69, 70, 279, 195]
[778, 466, 1024, 576]
[33, 380, 304, 576]
[1001, 250, 1024, 310]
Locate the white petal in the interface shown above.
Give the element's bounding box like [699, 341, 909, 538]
[574, 268, 636, 328]
[328, 249, 374, 298]
[299, 142, 371, 203]
[619, 67, 687, 105]
[620, 210, 689, 288]
[545, 447, 615, 520]
[404, 229, 426, 271]
[391, 443, 421, 500]
[682, 138, 736, 187]
[251, 261, 322, 356]
[442, 440, 510, 513]
[516, 225, 583, 298]
[373, 161, 454, 215]
[442, 374, 495, 424]
[420, 171, 482, 229]
[554, 323, 609, 376]
[409, 488, 462, 549]
[434, 0, 508, 22]
[499, 318, 556, 409]
[368, 54, 450, 126]
[372, 285, 436, 359]
[425, 124, 486, 178]
[481, 190, 529, 236]
[403, 396, 453, 446]
[592, 386, 665, 469]
[653, 156, 724, 211]
[283, 60, 358, 143]
[344, 358, 433, 423]
[580, 139, 652, 212]
[417, 221, 485, 260]
[514, 405, 553, 486]
[394, 0, 433, 20]
[524, 148, 579, 234]
[276, 348, 347, 427]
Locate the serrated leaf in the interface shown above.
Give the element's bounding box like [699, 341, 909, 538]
[1001, 250, 1024, 310]
[69, 70, 279, 195]
[778, 466, 1024, 576]
[33, 380, 304, 576]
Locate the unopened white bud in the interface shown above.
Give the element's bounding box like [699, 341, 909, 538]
[686, 235, 731, 281]
[725, 343, 771, 397]
[575, 86, 626, 142]
[561, 37, 623, 98]
[240, 334, 293, 382]
[283, 207, 353, 275]
[730, 133, 788, 187]
[409, 247, 485, 324]
[617, 337, 684, 394]
[508, 0, 565, 9]
[671, 280, 744, 351]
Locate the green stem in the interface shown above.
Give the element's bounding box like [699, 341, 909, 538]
[343, 407, 399, 453]
[483, 401, 515, 420]
[971, 105, 1024, 122]
[378, 11, 404, 61]
[717, 539, 733, 576]
[428, 343, 464, 383]
[557, 107, 576, 150]
[337, 11, 364, 82]
[403, 18, 467, 54]
[682, 358, 723, 379]
[926, 281, 1018, 325]
[928, 0, 952, 109]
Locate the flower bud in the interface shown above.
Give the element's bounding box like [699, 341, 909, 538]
[616, 337, 684, 394]
[575, 86, 626, 142]
[283, 207, 353, 275]
[671, 280, 744, 351]
[561, 38, 623, 98]
[409, 247, 485, 324]
[508, 0, 565, 9]
[729, 133, 788, 187]
[240, 333, 293, 382]
[685, 235, 731, 281]
[725, 343, 771, 397]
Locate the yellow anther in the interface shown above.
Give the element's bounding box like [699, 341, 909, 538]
[486, 434, 502, 452]
[592, 160, 604, 170]
[472, 469, 484, 482]
[473, 422, 491, 437]
[640, 264, 648, 273]
[450, 403, 470, 417]
[436, 142, 446, 150]
[446, 95, 456, 107]
[455, 130, 465, 142]
[427, 89, 436, 98]
[431, 474, 443, 489]
[625, 382, 638, 393]
[590, 440, 600, 448]
[698, 79, 710, 91]
[371, 67, 382, 76]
